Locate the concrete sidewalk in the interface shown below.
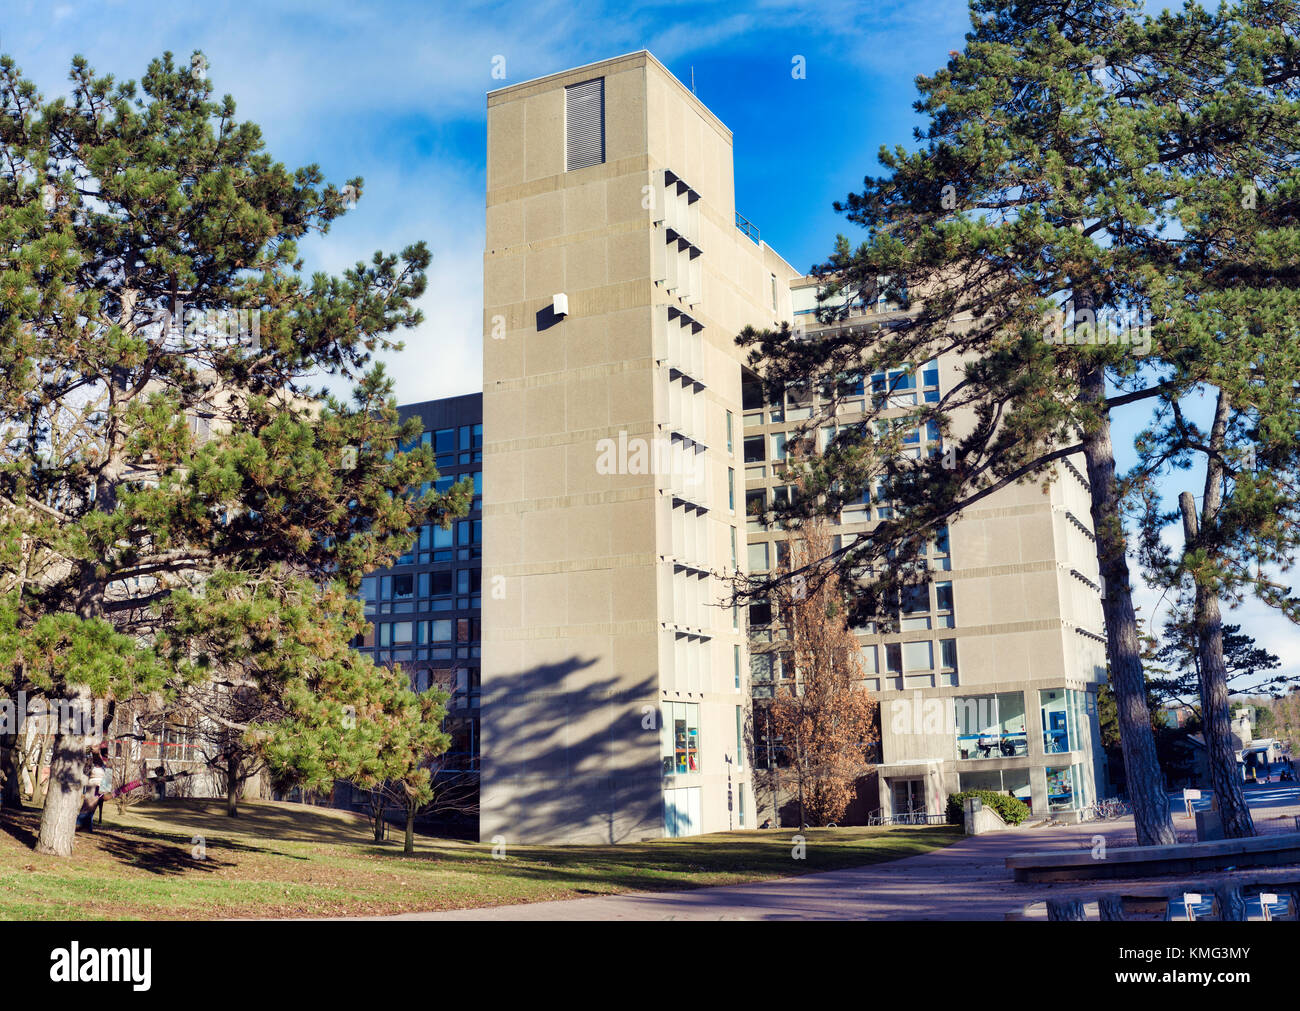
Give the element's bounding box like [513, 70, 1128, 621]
[379, 820, 1112, 921]
[378, 794, 1300, 921]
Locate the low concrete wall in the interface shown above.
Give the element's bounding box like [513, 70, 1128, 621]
[964, 798, 1008, 835]
[1007, 831, 1300, 883]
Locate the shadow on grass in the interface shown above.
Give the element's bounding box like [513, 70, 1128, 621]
[364, 826, 961, 895]
[0, 807, 39, 849]
[92, 831, 235, 877]
[125, 799, 375, 847]
[1, 805, 239, 873]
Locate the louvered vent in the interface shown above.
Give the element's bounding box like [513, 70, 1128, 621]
[565, 78, 605, 171]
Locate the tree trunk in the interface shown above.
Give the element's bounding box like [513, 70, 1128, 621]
[1079, 360, 1176, 847]
[767, 710, 780, 828]
[1214, 884, 1247, 922]
[404, 805, 415, 855]
[1178, 392, 1254, 839]
[36, 688, 93, 857]
[0, 734, 21, 809]
[225, 753, 241, 817]
[1047, 898, 1088, 921]
[796, 744, 807, 831]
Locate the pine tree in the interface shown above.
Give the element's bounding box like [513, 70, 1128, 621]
[0, 51, 470, 855]
[738, 0, 1300, 846]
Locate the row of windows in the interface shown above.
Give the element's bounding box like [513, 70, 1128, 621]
[369, 618, 481, 646]
[362, 569, 482, 603]
[361, 645, 478, 664]
[750, 636, 960, 696]
[742, 363, 941, 421]
[406, 423, 483, 457]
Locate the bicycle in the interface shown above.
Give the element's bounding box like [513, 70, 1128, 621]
[1083, 797, 1131, 821]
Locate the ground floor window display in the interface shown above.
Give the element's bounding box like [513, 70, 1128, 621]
[1046, 762, 1092, 811]
[957, 768, 1033, 812]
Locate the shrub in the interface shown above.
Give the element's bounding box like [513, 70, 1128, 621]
[945, 790, 1031, 826]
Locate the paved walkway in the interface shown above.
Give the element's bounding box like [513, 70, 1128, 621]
[385, 821, 1089, 921]
[379, 785, 1300, 921]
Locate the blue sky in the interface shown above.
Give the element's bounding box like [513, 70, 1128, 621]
[7, 0, 1296, 687]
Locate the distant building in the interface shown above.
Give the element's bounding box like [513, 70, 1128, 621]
[343, 394, 483, 817]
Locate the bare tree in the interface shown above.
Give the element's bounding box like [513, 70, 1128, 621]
[765, 513, 879, 829]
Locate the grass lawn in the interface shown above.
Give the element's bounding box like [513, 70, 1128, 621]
[0, 799, 960, 920]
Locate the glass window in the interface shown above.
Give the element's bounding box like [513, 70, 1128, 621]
[733, 644, 741, 689]
[954, 691, 1028, 760]
[1046, 765, 1077, 811]
[940, 638, 958, 670]
[726, 410, 734, 454]
[661, 701, 701, 776]
[935, 581, 953, 612]
[743, 435, 765, 464]
[1040, 689, 1073, 754]
[885, 642, 901, 674]
[772, 432, 787, 461]
[735, 706, 745, 768]
[730, 526, 738, 569]
[902, 640, 933, 671]
[748, 542, 770, 572]
[728, 468, 736, 511]
[430, 620, 452, 642]
[899, 585, 929, 614]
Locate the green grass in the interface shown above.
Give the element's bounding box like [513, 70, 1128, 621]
[0, 799, 960, 920]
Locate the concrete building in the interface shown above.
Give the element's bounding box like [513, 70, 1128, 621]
[346, 394, 484, 815]
[479, 52, 798, 843]
[747, 277, 1110, 823]
[353, 51, 1109, 843]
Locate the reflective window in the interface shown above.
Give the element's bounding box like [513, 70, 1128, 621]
[955, 691, 1028, 760]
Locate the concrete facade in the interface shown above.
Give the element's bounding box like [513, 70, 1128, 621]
[748, 278, 1109, 822]
[480, 52, 799, 843]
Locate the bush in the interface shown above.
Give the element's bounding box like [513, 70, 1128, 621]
[946, 790, 1031, 826]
